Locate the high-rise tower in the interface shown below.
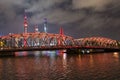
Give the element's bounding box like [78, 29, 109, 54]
[24, 13, 28, 33]
[43, 18, 47, 33]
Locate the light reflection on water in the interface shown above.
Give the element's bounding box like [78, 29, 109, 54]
[15, 50, 65, 57]
[0, 51, 120, 80]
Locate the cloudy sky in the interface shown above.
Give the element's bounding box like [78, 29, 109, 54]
[0, 0, 120, 40]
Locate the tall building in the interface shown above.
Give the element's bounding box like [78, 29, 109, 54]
[43, 18, 47, 33]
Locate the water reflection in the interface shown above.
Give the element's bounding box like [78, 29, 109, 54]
[89, 54, 94, 67]
[113, 52, 119, 62]
[15, 50, 61, 57]
[0, 52, 120, 80]
[63, 53, 67, 68]
[15, 51, 28, 56]
[113, 52, 119, 58]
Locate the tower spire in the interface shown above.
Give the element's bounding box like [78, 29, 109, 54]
[24, 11, 28, 33]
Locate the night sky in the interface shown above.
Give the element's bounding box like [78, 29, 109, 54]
[0, 0, 120, 40]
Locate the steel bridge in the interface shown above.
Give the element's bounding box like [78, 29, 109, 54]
[0, 32, 119, 53]
[0, 14, 119, 54]
[75, 37, 118, 48]
[0, 32, 74, 52]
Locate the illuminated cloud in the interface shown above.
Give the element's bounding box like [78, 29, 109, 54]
[72, 0, 113, 11]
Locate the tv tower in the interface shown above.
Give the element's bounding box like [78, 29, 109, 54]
[24, 12, 28, 33]
[43, 18, 47, 33]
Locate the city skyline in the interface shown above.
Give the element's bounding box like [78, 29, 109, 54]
[0, 0, 120, 40]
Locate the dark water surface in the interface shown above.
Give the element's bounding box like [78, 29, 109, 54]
[0, 51, 120, 80]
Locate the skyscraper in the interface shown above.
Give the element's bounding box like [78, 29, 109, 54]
[44, 18, 47, 33]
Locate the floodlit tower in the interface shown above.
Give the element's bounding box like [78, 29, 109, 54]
[24, 13, 28, 33]
[43, 18, 47, 33]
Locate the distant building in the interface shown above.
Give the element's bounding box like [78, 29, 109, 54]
[44, 18, 47, 33]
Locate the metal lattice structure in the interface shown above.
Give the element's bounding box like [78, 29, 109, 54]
[0, 33, 119, 52]
[0, 32, 75, 49]
[75, 37, 118, 48]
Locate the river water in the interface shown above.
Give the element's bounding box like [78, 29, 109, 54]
[0, 51, 120, 80]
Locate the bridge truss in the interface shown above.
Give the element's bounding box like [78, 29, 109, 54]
[75, 37, 118, 48]
[0, 33, 119, 52]
[0, 33, 75, 49]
